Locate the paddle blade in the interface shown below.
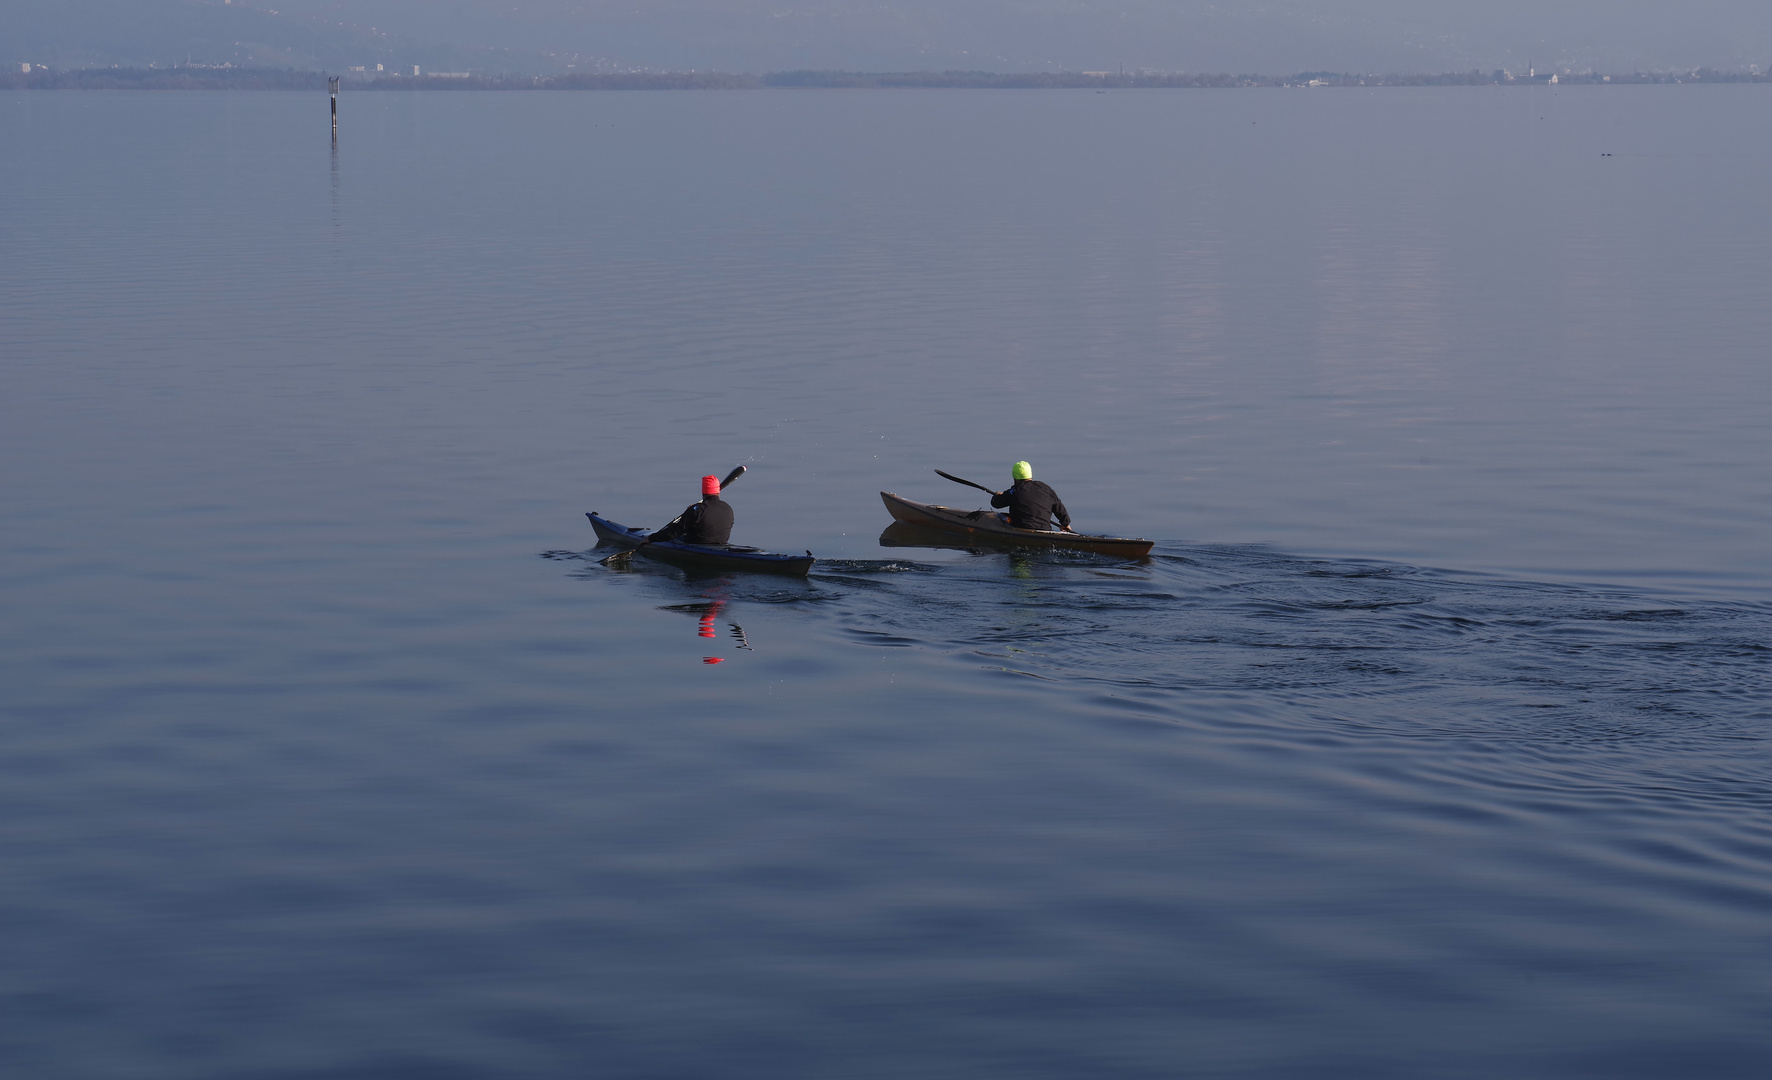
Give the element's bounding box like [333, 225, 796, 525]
[935, 469, 997, 495]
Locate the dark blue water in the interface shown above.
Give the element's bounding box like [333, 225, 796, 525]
[2, 87, 1770, 1078]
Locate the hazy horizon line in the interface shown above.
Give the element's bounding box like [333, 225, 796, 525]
[8, 65, 1771, 92]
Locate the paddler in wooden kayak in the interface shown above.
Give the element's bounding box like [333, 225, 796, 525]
[651, 474, 735, 546]
[885, 467, 1151, 556]
[989, 461, 1075, 534]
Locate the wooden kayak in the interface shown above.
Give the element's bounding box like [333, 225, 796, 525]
[586, 512, 815, 577]
[879, 492, 1153, 558]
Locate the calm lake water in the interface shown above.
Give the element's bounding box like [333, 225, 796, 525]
[2, 87, 1770, 1078]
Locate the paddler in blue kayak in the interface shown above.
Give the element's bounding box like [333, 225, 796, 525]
[652, 474, 735, 546]
[990, 461, 1074, 533]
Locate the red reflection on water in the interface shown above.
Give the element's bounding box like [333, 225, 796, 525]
[660, 594, 750, 666]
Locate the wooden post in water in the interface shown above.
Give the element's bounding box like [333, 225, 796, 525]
[329, 77, 339, 142]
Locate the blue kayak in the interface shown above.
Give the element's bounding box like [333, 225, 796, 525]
[586, 512, 815, 577]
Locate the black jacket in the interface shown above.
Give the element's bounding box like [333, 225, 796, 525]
[990, 480, 1070, 531]
[654, 495, 734, 546]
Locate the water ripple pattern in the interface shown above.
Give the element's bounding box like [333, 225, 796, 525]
[5, 88, 1772, 1079]
[820, 546, 1772, 745]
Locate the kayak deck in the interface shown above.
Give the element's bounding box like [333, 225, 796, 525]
[586, 512, 814, 577]
[879, 492, 1153, 558]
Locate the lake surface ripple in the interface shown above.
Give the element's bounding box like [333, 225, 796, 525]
[2, 88, 1770, 1078]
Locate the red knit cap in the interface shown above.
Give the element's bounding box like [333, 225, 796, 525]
[701, 475, 721, 496]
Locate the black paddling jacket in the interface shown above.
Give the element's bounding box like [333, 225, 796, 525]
[991, 480, 1070, 531]
[654, 495, 734, 546]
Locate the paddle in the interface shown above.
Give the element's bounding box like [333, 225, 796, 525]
[934, 469, 999, 496]
[600, 465, 747, 566]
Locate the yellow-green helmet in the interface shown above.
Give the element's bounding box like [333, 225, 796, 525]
[1012, 461, 1033, 481]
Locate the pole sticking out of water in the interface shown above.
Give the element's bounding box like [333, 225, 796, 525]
[329, 76, 339, 143]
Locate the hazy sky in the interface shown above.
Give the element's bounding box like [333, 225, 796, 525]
[10, 0, 1772, 73]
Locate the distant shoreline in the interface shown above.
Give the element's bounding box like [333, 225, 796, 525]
[4, 67, 1769, 92]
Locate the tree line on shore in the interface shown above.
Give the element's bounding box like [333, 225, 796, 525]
[4, 66, 1767, 91]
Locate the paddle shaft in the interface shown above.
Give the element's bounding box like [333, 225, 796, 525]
[934, 469, 999, 496]
[600, 465, 747, 565]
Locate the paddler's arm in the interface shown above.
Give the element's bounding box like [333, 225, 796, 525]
[1053, 495, 1073, 532]
[651, 503, 700, 543]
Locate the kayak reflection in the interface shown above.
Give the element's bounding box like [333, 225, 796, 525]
[878, 520, 1015, 554]
[660, 599, 753, 664]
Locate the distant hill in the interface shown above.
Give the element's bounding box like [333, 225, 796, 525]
[0, 0, 536, 73]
